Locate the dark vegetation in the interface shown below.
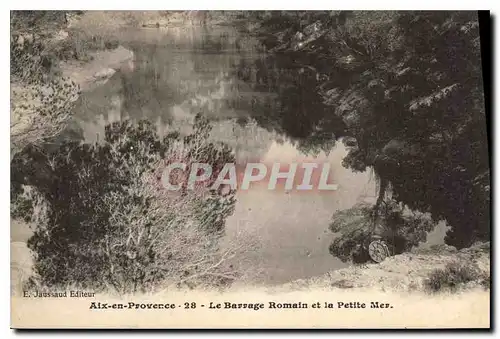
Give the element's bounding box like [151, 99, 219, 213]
[11, 11, 239, 293]
[235, 11, 489, 260]
[11, 11, 70, 32]
[10, 11, 121, 153]
[10, 11, 82, 155]
[12, 116, 239, 293]
[424, 261, 490, 293]
[328, 201, 435, 263]
[11, 11, 119, 73]
[10, 11, 490, 292]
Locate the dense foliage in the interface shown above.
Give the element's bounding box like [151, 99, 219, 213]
[11, 36, 79, 152]
[11, 116, 239, 293]
[328, 200, 435, 263]
[244, 11, 489, 250]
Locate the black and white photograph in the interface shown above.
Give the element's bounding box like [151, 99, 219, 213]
[9, 9, 491, 329]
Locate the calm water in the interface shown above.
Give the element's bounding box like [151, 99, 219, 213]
[70, 24, 380, 285]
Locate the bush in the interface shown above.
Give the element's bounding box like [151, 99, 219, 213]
[329, 200, 436, 263]
[54, 30, 120, 62]
[478, 272, 491, 290]
[424, 262, 486, 293]
[11, 115, 243, 294]
[10, 18, 82, 156]
[11, 11, 68, 32]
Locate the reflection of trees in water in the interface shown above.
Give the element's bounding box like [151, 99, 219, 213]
[244, 11, 490, 250]
[209, 118, 277, 164]
[69, 27, 279, 149]
[120, 42, 179, 121]
[235, 54, 346, 155]
[120, 31, 250, 123]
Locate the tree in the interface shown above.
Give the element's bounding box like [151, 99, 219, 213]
[246, 11, 489, 249]
[11, 115, 242, 293]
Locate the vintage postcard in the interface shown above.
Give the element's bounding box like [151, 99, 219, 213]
[10, 10, 490, 329]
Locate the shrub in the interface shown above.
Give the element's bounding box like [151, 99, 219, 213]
[10, 11, 68, 32]
[478, 272, 491, 290]
[11, 79, 80, 155]
[11, 115, 243, 294]
[329, 200, 436, 263]
[10, 23, 81, 156]
[54, 30, 120, 62]
[424, 262, 483, 293]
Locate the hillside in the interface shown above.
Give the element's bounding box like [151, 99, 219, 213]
[278, 242, 490, 294]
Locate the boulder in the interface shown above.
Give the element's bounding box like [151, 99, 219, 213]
[61, 45, 134, 91]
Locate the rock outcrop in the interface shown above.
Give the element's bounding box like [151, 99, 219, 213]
[61, 45, 134, 92]
[278, 242, 490, 293]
